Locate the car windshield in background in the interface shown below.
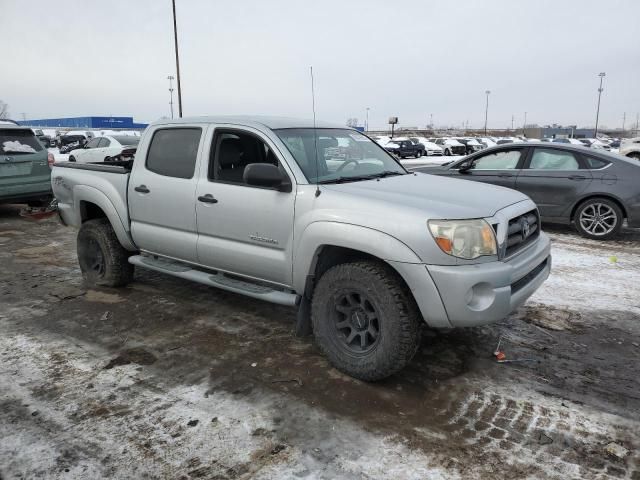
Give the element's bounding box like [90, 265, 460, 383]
[274, 128, 405, 183]
[113, 136, 140, 146]
[0, 129, 44, 154]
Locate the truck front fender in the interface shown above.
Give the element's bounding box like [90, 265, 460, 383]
[71, 185, 137, 251]
[293, 221, 422, 293]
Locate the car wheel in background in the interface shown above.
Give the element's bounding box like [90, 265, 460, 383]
[627, 152, 640, 163]
[311, 260, 421, 381]
[574, 197, 623, 240]
[77, 218, 134, 287]
[104, 156, 112, 162]
[444, 149, 451, 156]
[415, 150, 422, 158]
[69, 155, 76, 162]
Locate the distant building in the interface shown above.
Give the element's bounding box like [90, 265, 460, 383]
[524, 126, 595, 139]
[18, 116, 148, 130]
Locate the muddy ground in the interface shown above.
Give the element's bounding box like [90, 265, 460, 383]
[0, 204, 639, 479]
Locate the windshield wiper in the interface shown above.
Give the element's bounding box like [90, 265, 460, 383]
[317, 171, 405, 184]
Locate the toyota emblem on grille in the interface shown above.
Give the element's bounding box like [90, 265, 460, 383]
[521, 218, 530, 238]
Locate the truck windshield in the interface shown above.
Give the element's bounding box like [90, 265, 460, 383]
[274, 128, 406, 183]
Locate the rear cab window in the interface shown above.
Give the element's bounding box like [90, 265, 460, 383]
[0, 129, 44, 155]
[145, 128, 202, 179]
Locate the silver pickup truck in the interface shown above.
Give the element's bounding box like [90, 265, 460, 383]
[52, 116, 551, 380]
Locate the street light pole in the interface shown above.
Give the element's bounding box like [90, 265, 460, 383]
[171, 0, 183, 117]
[430, 113, 433, 129]
[365, 107, 369, 132]
[484, 90, 490, 135]
[594, 72, 606, 138]
[167, 75, 175, 119]
[523, 111, 527, 136]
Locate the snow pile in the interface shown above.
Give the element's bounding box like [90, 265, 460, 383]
[2, 141, 36, 153]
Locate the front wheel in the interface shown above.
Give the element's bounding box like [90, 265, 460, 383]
[69, 155, 76, 162]
[415, 150, 422, 158]
[444, 149, 451, 156]
[627, 152, 640, 163]
[311, 261, 421, 381]
[574, 198, 623, 240]
[77, 218, 134, 287]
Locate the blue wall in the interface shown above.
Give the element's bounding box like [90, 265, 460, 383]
[19, 116, 148, 129]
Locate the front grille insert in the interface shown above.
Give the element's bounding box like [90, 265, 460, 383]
[504, 209, 539, 257]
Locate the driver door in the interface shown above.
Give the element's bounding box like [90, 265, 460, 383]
[456, 147, 527, 189]
[76, 137, 101, 163]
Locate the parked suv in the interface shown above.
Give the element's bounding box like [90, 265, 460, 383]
[384, 138, 423, 158]
[52, 116, 551, 381]
[433, 138, 466, 156]
[1, 125, 53, 205]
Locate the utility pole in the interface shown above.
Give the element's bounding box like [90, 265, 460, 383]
[171, 0, 183, 117]
[636, 113, 639, 137]
[365, 107, 369, 132]
[523, 112, 527, 136]
[484, 90, 490, 135]
[430, 113, 433, 129]
[622, 112, 626, 134]
[167, 75, 175, 119]
[594, 72, 606, 137]
[20, 113, 26, 122]
[511, 114, 514, 130]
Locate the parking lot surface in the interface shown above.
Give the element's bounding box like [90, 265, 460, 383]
[1, 205, 639, 479]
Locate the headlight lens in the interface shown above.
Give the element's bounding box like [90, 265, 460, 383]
[428, 219, 497, 259]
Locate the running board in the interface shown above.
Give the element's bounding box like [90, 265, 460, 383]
[128, 255, 298, 307]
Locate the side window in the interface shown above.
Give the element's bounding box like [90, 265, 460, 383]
[146, 128, 201, 179]
[86, 138, 101, 148]
[529, 148, 580, 170]
[210, 130, 280, 185]
[585, 156, 609, 170]
[473, 150, 522, 170]
[99, 138, 111, 148]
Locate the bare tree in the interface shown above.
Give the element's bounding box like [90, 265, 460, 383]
[0, 100, 9, 119]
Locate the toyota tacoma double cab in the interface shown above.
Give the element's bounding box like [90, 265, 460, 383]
[52, 116, 551, 381]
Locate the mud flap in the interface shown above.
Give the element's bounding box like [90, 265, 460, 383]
[295, 295, 313, 337]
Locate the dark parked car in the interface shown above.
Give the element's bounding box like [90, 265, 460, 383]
[384, 139, 423, 158]
[413, 143, 640, 239]
[58, 134, 88, 154]
[455, 138, 483, 155]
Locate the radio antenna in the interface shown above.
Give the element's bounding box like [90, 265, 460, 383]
[310, 66, 321, 197]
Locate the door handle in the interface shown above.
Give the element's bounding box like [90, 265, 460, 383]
[134, 185, 150, 193]
[497, 173, 513, 177]
[568, 175, 586, 181]
[198, 194, 218, 204]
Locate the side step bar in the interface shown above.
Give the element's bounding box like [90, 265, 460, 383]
[128, 255, 298, 307]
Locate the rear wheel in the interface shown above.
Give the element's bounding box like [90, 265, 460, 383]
[311, 260, 421, 381]
[69, 155, 76, 162]
[627, 152, 640, 163]
[104, 156, 112, 162]
[415, 150, 422, 158]
[444, 149, 451, 156]
[77, 218, 134, 287]
[574, 197, 623, 240]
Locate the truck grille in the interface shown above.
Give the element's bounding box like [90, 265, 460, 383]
[505, 209, 539, 257]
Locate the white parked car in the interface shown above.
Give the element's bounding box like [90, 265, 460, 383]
[552, 138, 586, 146]
[68, 135, 140, 163]
[432, 138, 466, 156]
[578, 138, 611, 151]
[410, 137, 443, 155]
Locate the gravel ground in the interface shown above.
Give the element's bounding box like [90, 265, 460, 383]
[1, 204, 639, 479]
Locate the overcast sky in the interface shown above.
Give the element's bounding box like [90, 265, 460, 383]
[1, 0, 638, 130]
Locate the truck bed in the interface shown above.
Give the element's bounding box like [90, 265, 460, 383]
[51, 161, 132, 238]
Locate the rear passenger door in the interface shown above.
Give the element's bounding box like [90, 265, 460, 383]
[516, 147, 593, 220]
[194, 126, 296, 286]
[457, 148, 526, 189]
[128, 125, 205, 262]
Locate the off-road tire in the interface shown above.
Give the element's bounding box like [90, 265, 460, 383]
[574, 197, 623, 240]
[77, 218, 134, 287]
[311, 260, 421, 381]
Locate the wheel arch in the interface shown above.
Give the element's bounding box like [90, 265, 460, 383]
[74, 185, 137, 251]
[570, 194, 628, 222]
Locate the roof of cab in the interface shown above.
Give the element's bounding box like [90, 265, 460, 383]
[150, 115, 345, 130]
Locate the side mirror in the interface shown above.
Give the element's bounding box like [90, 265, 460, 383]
[458, 160, 474, 173]
[243, 163, 291, 192]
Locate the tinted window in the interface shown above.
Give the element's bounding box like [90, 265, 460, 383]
[86, 138, 101, 148]
[146, 128, 201, 179]
[529, 148, 579, 170]
[585, 157, 609, 169]
[0, 129, 43, 154]
[472, 150, 521, 170]
[97, 138, 110, 148]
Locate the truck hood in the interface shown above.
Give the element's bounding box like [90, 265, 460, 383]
[321, 172, 529, 219]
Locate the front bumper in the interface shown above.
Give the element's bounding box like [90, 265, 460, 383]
[390, 232, 551, 328]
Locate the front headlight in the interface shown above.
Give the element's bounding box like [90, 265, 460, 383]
[428, 219, 497, 259]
